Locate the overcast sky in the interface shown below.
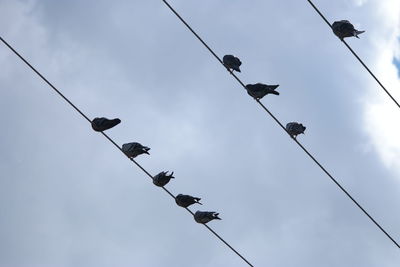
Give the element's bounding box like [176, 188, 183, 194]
[1, 0, 400, 266]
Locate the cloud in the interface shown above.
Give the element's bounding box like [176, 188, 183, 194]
[362, 0, 400, 172]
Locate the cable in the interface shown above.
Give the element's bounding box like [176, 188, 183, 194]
[305, 0, 400, 110]
[0, 35, 254, 267]
[161, 0, 400, 250]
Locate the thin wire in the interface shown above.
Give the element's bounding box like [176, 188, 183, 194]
[161, 0, 400, 250]
[0, 35, 254, 267]
[305, 0, 400, 110]
[0, 36, 92, 123]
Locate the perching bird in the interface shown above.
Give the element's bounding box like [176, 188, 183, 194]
[223, 55, 242, 73]
[286, 122, 306, 138]
[91, 117, 121, 132]
[175, 194, 202, 208]
[153, 171, 174, 187]
[122, 142, 150, 159]
[194, 211, 221, 224]
[332, 20, 365, 40]
[245, 83, 280, 99]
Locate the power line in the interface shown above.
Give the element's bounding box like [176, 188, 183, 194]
[161, 0, 400, 250]
[0, 35, 254, 267]
[305, 0, 400, 110]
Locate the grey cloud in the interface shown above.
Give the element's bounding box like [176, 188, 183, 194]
[0, 0, 399, 266]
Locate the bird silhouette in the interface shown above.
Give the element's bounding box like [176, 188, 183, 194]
[332, 20, 365, 40]
[175, 194, 202, 208]
[245, 83, 280, 99]
[122, 142, 150, 159]
[153, 171, 174, 187]
[91, 117, 121, 132]
[194, 211, 221, 224]
[286, 122, 306, 138]
[223, 55, 242, 73]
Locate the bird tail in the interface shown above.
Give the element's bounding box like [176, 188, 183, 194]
[109, 118, 121, 127]
[271, 85, 279, 90]
[100, 118, 121, 131]
[167, 171, 175, 179]
[214, 213, 222, 220]
[270, 90, 280, 96]
[354, 30, 365, 38]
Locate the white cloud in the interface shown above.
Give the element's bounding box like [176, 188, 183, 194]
[363, 0, 400, 172]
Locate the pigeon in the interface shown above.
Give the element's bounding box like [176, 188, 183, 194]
[91, 117, 121, 132]
[153, 171, 174, 187]
[122, 142, 150, 159]
[194, 211, 221, 224]
[245, 83, 280, 99]
[223, 55, 242, 73]
[175, 194, 202, 208]
[332, 20, 365, 40]
[286, 122, 306, 138]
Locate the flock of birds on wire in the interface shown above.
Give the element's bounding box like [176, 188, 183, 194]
[89, 19, 364, 226]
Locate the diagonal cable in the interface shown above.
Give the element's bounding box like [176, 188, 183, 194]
[0, 35, 254, 267]
[305, 0, 400, 109]
[161, 0, 400, 250]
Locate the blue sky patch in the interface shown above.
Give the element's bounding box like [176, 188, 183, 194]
[393, 57, 400, 77]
